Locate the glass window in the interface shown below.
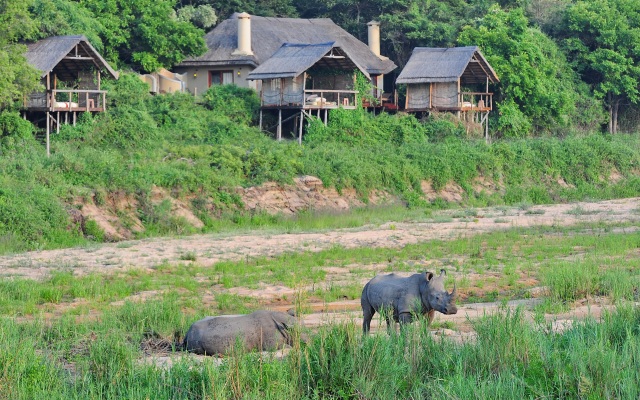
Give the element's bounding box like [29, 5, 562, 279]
[209, 70, 234, 86]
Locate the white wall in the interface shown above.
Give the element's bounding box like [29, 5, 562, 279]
[173, 66, 256, 96]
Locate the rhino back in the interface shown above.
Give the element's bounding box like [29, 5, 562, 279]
[184, 311, 293, 355]
[363, 273, 425, 314]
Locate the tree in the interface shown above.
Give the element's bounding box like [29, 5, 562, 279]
[29, 0, 104, 51]
[178, 0, 297, 21]
[379, 0, 466, 65]
[296, 0, 467, 67]
[560, 0, 640, 133]
[458, 6, 599, 137]
[176, 4, 217, 29]
[0, 0, 42, 109]
[80, 0, 207, 72]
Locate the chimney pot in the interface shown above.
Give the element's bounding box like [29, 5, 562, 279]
[233, 12, 253, 56]
[367, 21, 381, 57]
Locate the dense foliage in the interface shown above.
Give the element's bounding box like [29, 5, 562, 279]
[1, 0, 639, 131]
[559, 0, 640, 133]
[0, 75, 637, 252]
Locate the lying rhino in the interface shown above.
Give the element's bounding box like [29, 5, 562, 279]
[361, 270, 457, 333]
[183, 310, 299, 356]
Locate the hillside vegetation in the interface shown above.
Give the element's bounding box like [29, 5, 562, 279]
[0, 75, 638, 253]
[3, 0, 640, 134]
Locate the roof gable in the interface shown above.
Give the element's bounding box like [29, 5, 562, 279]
[247, 42, 370, 80]
[179, 13, 396, 76]
[396, 47, 498, 84]
[24, 36, 119, 80]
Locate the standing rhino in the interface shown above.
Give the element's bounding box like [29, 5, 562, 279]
[183, 310, 299, 355]
[361, 270, 457, 333]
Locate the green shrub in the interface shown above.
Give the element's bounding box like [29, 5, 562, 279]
[202, 84, 260, 125]
[83, 219, 105, 242]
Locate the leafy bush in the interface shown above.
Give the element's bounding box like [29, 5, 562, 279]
[202, 84, 260, 125]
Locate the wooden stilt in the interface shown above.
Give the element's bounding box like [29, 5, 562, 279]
[65, 111, 68, 125]
[324, 110, 327, 126]
[277, 109, 282, 141]
[73, 112, 76, 126]
[259, 109, 263, 131]
[485, 112, 489, 143]
[46, 112, 50, 157]
[56, 112, 60, 134]
[298, 110, 303, 145]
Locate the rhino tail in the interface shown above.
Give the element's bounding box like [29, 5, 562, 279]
[173, 330, 187, 352]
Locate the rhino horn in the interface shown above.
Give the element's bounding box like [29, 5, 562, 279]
[440, 269, 446, 276]
[451, 281, 457, 297]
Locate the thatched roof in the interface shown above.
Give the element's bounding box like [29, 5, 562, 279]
[247, 43, 369, 80]
[24, 36, 119, 80]
[396, 47, 498, 85]
[178, 13, 396, 76]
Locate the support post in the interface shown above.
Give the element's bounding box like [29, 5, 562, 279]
[56, 111, 60, 134]
[324, 109, 327, 126]
[259, 109, 263, 131]
[46, 112, 50, 157]
[298, 110, 303, 145]
[485, 112, 489, 143]
[277, 109, 282, 141]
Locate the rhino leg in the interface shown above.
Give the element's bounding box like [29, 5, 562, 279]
[427, 309, 435, 325]
[362, 301, 375, 334]
[385, 314, 394, 333]
[398, 312, 414, 326]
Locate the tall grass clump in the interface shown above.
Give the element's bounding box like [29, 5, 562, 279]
[542, 260, 600, 303]
[1, 302, 640, 398]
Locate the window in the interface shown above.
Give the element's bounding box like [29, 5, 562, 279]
[270, 78, 282, 91]
[209, 70, 234, 86]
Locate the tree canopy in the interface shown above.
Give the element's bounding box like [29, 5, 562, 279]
[458, 6, 600, 137]
[0, 0, 42, 108]
[0, 0, 639, 134]
[560, 0, 640, 133]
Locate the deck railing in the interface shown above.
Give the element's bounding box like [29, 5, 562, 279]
[24, 89, 107, 112]
[303, 89, 358, 109]
[459, 92, 493, 111]
[261, 88, 359, 109]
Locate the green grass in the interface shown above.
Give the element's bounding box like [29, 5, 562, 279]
[0, 222, 639, 397]
[2, 304, 640, 398]
[0, 222, 638, 319]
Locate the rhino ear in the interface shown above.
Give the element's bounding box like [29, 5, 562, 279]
[425, 272, 434, 281]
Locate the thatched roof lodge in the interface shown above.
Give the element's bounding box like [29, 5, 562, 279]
[174, 13, 396, 97]
[247, 42, 369, 109]
[23, 35, 118, 113]
[22, 35, 119, 156]
[396, 46, 498, 112]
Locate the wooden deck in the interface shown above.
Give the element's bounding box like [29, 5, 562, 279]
[24, 89, 107, 112]
[261, 89, 359, 110]
[405, 91, 493, 113]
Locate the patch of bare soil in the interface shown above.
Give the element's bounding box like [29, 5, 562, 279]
[2, 197, 638, 280]
[4, 196, 640, 365]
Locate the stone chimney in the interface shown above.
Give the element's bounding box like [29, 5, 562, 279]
[367, 21, 380, 57]
[232, 12, 253, 56]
